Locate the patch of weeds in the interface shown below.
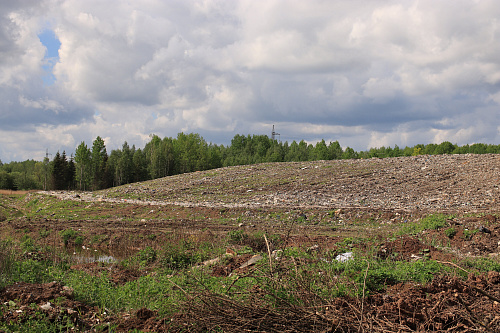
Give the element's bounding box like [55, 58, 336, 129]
[444, 227, 457, 239]
[9, 259, 52, 284]
[121, 246, 158, 267]
[462, 229, 478, 240]
[227, 230, 277, 252]
[0, 310, 77, 332]
[335, 237, 368, 254]
[59, 228, 82, 246]
[74, 235, 84, 245]
[38, 228, 50, 238]
[20, 234, 36, 252]
[90, 234, 105, 244]
[159, 243, 207, 271]
[399, 214, 452, 235]
[296, 214, 307, 224]
[0, 240, 15, 287]
[138, 246, 157, 266]
[26, 198, 39, 208]
[227, 229, 246, 243]
[462, 257, 500, 273]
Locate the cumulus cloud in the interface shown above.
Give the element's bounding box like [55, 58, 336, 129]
[1, 0, 500, 162]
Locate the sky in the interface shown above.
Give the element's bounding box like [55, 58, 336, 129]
[1, 0, 500, 162]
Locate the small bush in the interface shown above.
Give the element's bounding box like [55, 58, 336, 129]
[74, 236, 83, 245]
[462, 229, 477, 240]
[59, 229, 79, 246]
[227, 229, 246, 243]
[227, 230, 277, 252]
[444, 227, 457, 239]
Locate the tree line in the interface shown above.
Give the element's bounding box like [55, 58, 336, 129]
[1, 133, 500, 191]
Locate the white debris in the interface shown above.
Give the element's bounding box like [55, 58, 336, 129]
[40, 302, 52, 311]
[335, 252, 353, 262]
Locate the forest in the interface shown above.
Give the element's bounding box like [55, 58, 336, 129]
[1, 132, 499, 191]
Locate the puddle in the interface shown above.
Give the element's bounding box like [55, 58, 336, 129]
[72, 254, 118, 264]
[67, 246, 124, 264]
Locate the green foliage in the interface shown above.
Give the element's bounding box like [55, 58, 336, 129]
[462, 228, 478, 240]
[20, 235, 35, 252]
[399, 214, 452, 235]
[0, 308, 77, 332]
[137, 246, 157, 266]
[0, 241, 15, 288]
[227, 229, 246, 243]
[91, 136, 110, 190]
[51, 151, 75, 190]
[160, 250, 198, 271]
[444, 227, 457, 239]
[0, 160, 44, 190]
[0, 170, 15, 190]
[226, 230, 274, 252]
[39, 228, 50, 238]
[74, 141, 91, 190]
[9, 259, 52, 284]
[412, 147, 423, 156]
[59, 228, 80, 246]
[462, 257, 500, 272]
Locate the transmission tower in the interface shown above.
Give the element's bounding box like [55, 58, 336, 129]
[271, 125, 280, 142]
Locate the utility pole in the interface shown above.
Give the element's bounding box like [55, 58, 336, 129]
[44, 149, 52, 190]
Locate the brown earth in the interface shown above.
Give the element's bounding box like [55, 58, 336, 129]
[2, 154, 500, 331]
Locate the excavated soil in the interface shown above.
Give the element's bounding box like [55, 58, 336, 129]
[2, 154, 500, 332]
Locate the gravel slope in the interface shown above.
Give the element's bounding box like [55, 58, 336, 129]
[45, 154, 500, 213]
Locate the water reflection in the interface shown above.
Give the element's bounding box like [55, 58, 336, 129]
[72, 254, 118, 264]
[68, 246, 120, 264]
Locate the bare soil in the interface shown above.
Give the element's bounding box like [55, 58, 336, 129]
[2, 154, 500, 332]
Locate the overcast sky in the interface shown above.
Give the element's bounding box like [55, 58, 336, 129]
[1, 0, 500, 162]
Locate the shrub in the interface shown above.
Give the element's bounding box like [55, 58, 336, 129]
[59, 229, 80, 246]
[444, 227, 457, 239]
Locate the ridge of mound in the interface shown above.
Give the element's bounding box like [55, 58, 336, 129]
[89, 154, 500, 213]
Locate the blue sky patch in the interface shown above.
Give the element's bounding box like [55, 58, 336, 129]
[38, 29, 61, 85]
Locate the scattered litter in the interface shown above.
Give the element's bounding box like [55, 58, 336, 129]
[40, 302, 52, 311]
[239, 254, 263, 269]
[335, 252, 353, 262]
[410, 254, 424, 261]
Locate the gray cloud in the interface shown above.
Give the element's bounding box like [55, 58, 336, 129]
[1, 0, 500, 162]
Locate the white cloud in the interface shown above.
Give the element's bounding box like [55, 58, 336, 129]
[1, 0, 500, 162]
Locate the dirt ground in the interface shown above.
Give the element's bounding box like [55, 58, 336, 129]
[2, 154, 500, 331]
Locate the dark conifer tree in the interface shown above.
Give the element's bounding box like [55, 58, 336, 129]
[51, 151, 66, 190]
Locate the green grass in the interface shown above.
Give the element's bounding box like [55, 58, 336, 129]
[462, 257, 500, 273]
[399, 213, 453, 235]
